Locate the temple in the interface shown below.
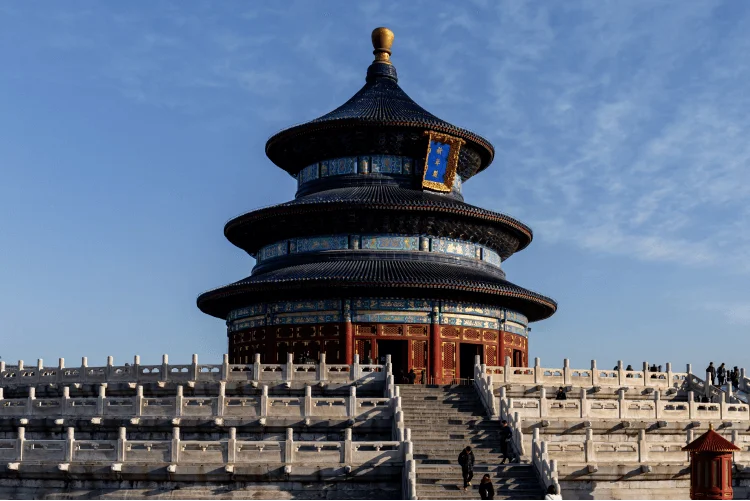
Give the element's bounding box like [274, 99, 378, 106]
[197, 28, 557, 383]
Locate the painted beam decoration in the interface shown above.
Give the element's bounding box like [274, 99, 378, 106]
[422, 131, 465, 192]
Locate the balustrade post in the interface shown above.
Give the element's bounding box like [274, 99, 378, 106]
[499, 386, 507, 418]
[106, 356, 113, 379]
[351, 354, 360, 381]
[304, 385, 313, 417]
[136, 385, 144, 417]
[286, 353, 294, 383]
[591, 359, 598, 387]
[504, 356, 511, 383]
[97, 383, 106, 416]
[62, 387, 70, 415]
[218, 381, 226, 417]
[348, 386, 357, 418]
[80, 357, 87, 383]
[617, 360, 624, 386]
[344, 428, 353, 465]
[540, 388, 548, 418]
[0, 360, 5, 373]
[285, 428, 294, 464]
[261, 385, 268, 417]
[319, 353, 327, 382]
[618, 389, 625, 419]
[171, 427, 180, 463]
[654, 390, 661, 420]
[117, 427, 126, 462]
[687, 391, 694, 419]
[705, 371, 713, 398]
[57, 358, 64, 384]
[133, 355, 141, 383]
[175, 386, 184, 417]
[27, 387, 35, 416]
[227, 427, 237, 464]
[563, 358, 571, 385]
[580, 389, 587, 418]
[18, 359, 24, 371]
[719, 392, 726, 419]
[585, 428, 595, 463]
[514, 411, 525, 456]
[252, 353, 261, 381]
[17, 427, 25, 461]
[222, 354, 230, 381]
[162, 354, 169, 382]
[384, 354, 392, 378]
[666, 362, 673, 388]
[638, 429, 647, 463]
[65, 427, 75, 462]
[191, 354, 199, 381]
[0, 388, 3, 401]
[37, 358, 43, 371]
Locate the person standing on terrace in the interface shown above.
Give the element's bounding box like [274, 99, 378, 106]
[706, 362, 716, 385]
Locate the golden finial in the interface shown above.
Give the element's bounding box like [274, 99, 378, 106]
[371, 27, 394, 65]
[709, 423, 714, 431]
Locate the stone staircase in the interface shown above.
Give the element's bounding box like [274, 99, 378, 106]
[399, 385, 544, 500]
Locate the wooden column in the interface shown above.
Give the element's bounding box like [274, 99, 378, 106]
[344, 301, 353, 364]
[430, 305, 441, 384]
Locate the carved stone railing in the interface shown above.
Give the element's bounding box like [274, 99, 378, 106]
[1, 426, 405, 471]
[0, 383, 393, 422]
[531, 429, 561, 498]
[0, 353, 386, 387]
[473, 357, 498, 417]
[484, 358, 686, 390]
[504, 390, 750, 422]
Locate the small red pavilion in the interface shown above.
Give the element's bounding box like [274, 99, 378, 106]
[683, 424, 740, 500]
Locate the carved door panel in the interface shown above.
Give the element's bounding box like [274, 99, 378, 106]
[442, 342, 456, 382]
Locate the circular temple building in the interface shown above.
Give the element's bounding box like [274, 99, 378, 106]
[197, 28, 556, 383]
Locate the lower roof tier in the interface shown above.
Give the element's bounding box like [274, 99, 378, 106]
[197, 258, 557, 322]
[225, 185, 533, 259]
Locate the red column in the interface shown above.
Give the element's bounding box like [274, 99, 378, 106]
[430, 305, 441, 384]
[344, 321, 354, 364]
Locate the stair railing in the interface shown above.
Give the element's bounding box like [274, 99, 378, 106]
[473, 356, 498, 418]
[532, 428, 562, 498]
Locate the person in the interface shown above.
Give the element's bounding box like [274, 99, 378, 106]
[555, 387, 567, 400]
[420, 369, 426, 385]
[498, 420, 516, 464]
[479, 474, 494, 500]
[732, 367, 740, 389]
[398, 369, 406, 384]
[706, 362, 716, 386]
[625, 365, 634, 378]
[407, 368, 416, 385]
[458, 446, 475, 490]
[544, 484, 562, 500]
[717, 363, 727, 386]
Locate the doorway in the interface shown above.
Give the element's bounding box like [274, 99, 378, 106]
[377, 339, 409, 382]
[459, 343, 483, 381]
[512, 349, 524, 367]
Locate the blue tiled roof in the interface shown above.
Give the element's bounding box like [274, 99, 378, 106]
[197, 259, 556, 322]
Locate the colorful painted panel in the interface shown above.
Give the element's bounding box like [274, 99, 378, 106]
[229, 304, 266, 320]
[441, 301, 502, 318]
[442, 314, 499, 330]
[321, 157, 357, 177]
[353, 298, 432, 311]
[505, 310, 529, 326]
[353, 313, 430, 324]
[371, 155, 403, 174]
[360, 235, 419, 251]
[271, 299, 342, 313]
[299, 163, 319, 184]
[230, 317, 266, 331]
[503, 323, 527, 335]
[258, 241, 288, 262]
[290, 235, 349, 253]
[482, 248, 502, 268]
[431, 238, 478, 259]
[273, 313, 342, 325]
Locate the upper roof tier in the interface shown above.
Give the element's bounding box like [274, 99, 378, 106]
[265, 28, 495, 181]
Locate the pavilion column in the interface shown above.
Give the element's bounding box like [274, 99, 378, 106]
[344, 301, 354, 365]
[430, 304, 442, 384]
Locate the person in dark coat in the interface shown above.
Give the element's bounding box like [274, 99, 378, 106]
[732, 367, 741, 389]
[479, 474, 494, 500]
[458, 446, 475, 490]
[706, 362, 716, 385]
[555, 387, 567, 400]
[407, 369, 417, 384]
[717, 363, 727, 386]
[498, 420, 516, 464]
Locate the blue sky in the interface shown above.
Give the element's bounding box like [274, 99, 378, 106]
[1, 2, 748, 370]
